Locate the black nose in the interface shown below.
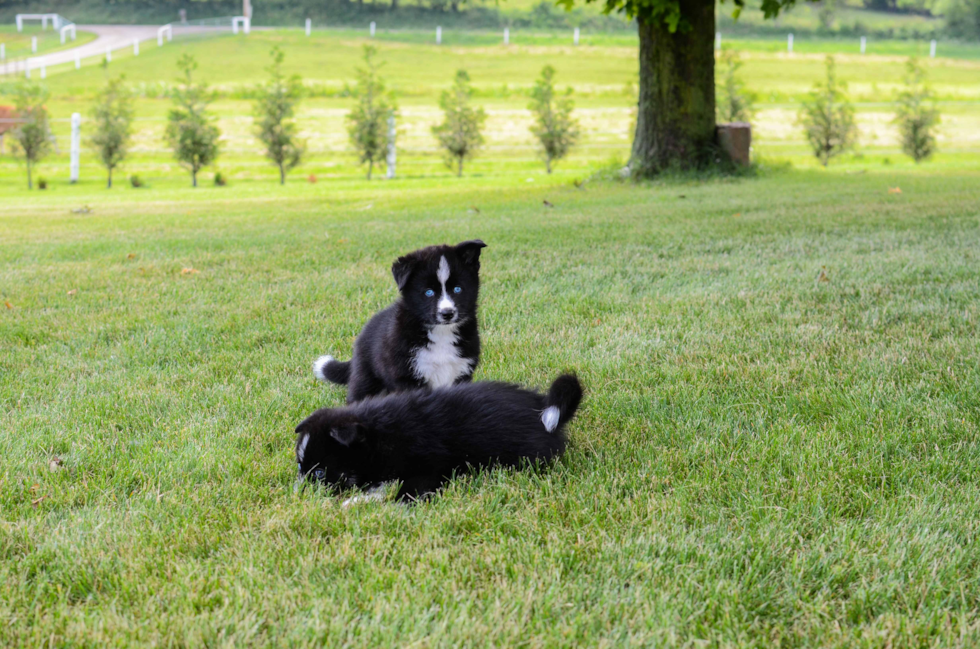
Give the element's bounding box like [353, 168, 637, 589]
[438, 308, 456, 321]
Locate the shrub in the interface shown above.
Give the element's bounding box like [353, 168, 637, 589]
[164, 54, 220, 188]
[894, 57, 939, 163]
[214, 171, 227, 186]
[37, 176, 48, 189]
[716, 50, 755, 124]
[90, 75, 134, 189]
[10, 80, 51, 190]
[798, 56, 857, 167]
[254, 46, 306, 185]
[130, 174, 143, 188]
[346, 46, 397, 180]
[432, 70, 487, 177]
[528, 65, 578, 174]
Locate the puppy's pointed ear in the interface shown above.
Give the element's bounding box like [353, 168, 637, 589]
[455, 240, 487, 267]
[295, 410, 327, 435]
[391, 253, 419, 291]
[329, 423, 363, 447]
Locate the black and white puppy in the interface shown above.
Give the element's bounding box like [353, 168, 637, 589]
[295, 374, 583, 502]
[313, 240, 487, 403]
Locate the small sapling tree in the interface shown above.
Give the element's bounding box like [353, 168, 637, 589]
[11, 81, 51, 190]
[90, 75, 135, 189]
[346, 46, 397, 180]
[799, 56, 857, 167]
[894, 57, 940, 163]
[528, 65, 578, 174]
[254, 46, 306, 184]
[716, 50, 755, 124]
[165, 54, 220, 187]
[432, 70, 486, 177]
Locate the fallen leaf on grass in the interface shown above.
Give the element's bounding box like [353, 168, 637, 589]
[32, 495, 47, 508]
[733, 213, 742, 218]
[817, 267, 830, 283]
[127, 253, 136, 260]
[678, 195, 687, 199]
[49, 457, 63, 472]
[888, 187, 902, 194]
[70, 205, 92, 214]
[468, 206, 481, 214]
[4, 301, 12, 309]
[308, 174, 317, 184]
[180, 268, 199, 275]
[543, 200, 554, 208]
[67, 290, 77, 296]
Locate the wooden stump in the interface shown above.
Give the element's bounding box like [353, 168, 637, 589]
[717, 122, 751, 166]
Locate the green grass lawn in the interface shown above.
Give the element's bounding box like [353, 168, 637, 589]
[2, 164, 980, 645]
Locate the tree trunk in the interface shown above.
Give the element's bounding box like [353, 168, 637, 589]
[391, 0, 398, 10]
[546, 157, 552, 174]
[27, 162, 33, 190]
[280, 164, 285, 185]
[192, 169, 198, 187]
[631, 0, 717, 177]
[457, 157, 463, 177]
[367, 159, 374, 180]
[108, 168, 113, 189]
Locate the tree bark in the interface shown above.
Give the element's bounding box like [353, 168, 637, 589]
[631, 0, 717, 177]
[280, 165, 285, 185]
[108, 169, 113, 189]
[192, 169, 198, 187]
[457, 157, 463, 177]
[27, 162, 33, 190]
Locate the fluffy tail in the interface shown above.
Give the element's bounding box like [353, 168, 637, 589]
[313, 355, 351, 385]
[540, 374, 583, 433]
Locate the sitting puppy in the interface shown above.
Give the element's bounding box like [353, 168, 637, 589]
[295, 374, 583, 502]
[313, 240, 487, 403]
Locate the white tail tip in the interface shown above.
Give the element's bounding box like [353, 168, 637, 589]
[312, 355, 334, 382]
[541, 406, 560, 433]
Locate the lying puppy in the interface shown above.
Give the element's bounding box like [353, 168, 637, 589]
[313, 240, 487, 403]
[295, 374, 583, 502]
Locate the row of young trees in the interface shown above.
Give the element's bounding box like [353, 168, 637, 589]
[6, 46, 579, 189]
[716, 52, 941, 166]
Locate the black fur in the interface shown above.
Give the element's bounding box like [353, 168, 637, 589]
[314, 240, 487, 403]
[295, 374, 584, 502]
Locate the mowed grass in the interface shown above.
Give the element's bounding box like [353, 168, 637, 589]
[2, 165, 980, 645]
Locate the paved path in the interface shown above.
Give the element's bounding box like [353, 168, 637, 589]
[1, 23, 231, 76]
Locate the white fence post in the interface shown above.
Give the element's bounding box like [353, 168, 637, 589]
[370, 21, 376, 37]
[574, 27, 580, 45]
[436, 26, 441, 44]
[715, 31, 721, 51]
[860, 36, 866, 54]
[504, 28, 509, 45]
[930, 39, 936, 58]
[306, 18, 311, 36]
[42, 15, 47, 29]
[386, 115, 396, 179]
[788, 33, 794, 54]
[245, 17, 250, 34]
[133, 39, 139, 55]
[32, 36, 37, 53]
[17, 15, 23, 31]
[70, 113, 81, 183]
[158, 24, 172, 46]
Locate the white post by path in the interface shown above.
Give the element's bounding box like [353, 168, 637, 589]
[386, 115, 396, 179]
[930, 39, 936, 58]
[715, 31, 721, 51]
[17, 15, 23, 31]
[133, 39, 139, 55]
[158, 24, 172, 46]
[42, 15, 47, 29]
[306, 18, 311, 36]
[860, 36, 866, 54]
[75, 50, 80, 69]
[245, 17, 250, 34]
[32, 36, 37, 53]
[370, 21, 376, 37]
[788, 33, 794, 54]
[504, 28, 509, 45]
[70, 113, 81, 183]
[574, 27, 580, 45]
[436, 26, 441, 44]
[40, 57, 46, 79]
[106, 45, 111, 62]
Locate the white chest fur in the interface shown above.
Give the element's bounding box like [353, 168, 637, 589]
[411, 324, 474, 389]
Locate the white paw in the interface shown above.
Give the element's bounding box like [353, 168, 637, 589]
[341, 485, 388, 509]
[541, 406, 560, 433]
[312, 355, 334, 382]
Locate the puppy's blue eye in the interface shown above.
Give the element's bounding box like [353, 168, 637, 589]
[453, 286, 462, 294]
[425, 289, 435, 297]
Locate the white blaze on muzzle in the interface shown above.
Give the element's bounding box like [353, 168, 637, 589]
[437, 255, 455, 313]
